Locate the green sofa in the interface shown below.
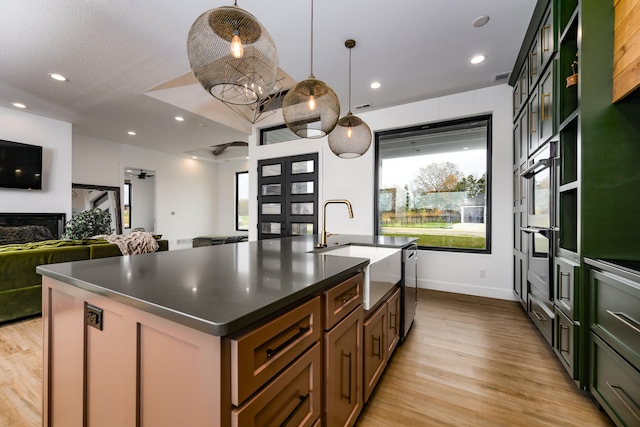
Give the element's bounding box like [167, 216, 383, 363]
[0, 238, 169, 324]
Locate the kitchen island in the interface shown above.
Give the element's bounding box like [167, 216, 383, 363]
[37, 235, 415, 427]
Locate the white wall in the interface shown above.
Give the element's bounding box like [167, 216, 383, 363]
[249, 84, 514, 300]
[216, 159, 249, 236]
[73, 135, 220, 249]
[0, 106, 72, 220]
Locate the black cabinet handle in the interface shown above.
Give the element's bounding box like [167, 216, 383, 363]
[266, 326, 310, 359]
[280, 393, 310, 427]
[373, 335, 382, 359]
[342, 351, 352, 404]
[339, 293, 355, 304]
[389, 312, 397, 330]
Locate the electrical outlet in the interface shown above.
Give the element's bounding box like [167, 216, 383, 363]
[86, 304, 103, 330]
[479, 269, 487, 279]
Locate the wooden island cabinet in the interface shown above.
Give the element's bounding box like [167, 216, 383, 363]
[39, 235, 415, 427]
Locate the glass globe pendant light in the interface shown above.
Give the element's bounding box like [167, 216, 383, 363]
[187, 1, 279, 106]
[328, 39, 372, 158]
[282, 0, 340, 138]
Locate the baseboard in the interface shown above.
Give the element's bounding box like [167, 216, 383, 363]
[418, 278, 517, 301]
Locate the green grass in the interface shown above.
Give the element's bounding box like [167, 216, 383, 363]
[383, 233, 486, 250]
[382, 222, 454, 229]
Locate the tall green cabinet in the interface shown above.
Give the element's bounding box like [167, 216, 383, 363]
[511, 1, 640, 425]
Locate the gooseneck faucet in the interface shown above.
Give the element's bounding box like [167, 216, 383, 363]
[317, 199, 354, 248]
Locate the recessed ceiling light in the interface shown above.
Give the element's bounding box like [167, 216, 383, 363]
[12, 102, 27, 109]
[128, 131, 136, 136]
[370, 82, 381, 89]
[192, 156, 198, 159]
[463, 147, 469, 150]
[472, 15, 490, 27]
[175, 116, 184, 122]
[48, 73, 68, 82]
[470, 55, 486, 64]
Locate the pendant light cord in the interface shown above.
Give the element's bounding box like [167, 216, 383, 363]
[310, 0, 314, 75]
[348, 46, 352, 112]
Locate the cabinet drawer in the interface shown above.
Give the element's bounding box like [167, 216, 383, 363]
[591, 270, 640, 367]
[555, 257, 579, 318]
[231, 296, 322, 406]
[324, 273, 363, 330]
[554, 307, 577, 379]
[232, 343, 321, 427]
[590, 334, 640, 427]
[529, 294, 553, 345]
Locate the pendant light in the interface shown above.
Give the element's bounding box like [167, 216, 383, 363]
[187, 1, 279, 106]
[282, 0, 340, 138]
[328, 39, 372, 158]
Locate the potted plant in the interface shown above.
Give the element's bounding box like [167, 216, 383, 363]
[62, 208, 112, 239]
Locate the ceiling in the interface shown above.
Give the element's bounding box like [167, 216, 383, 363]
[0, 1, 536, 161]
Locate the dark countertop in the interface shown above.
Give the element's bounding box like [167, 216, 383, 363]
[37, 235, 417, 337]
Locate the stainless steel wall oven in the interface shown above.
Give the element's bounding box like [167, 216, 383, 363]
[522, 141, 556, 303]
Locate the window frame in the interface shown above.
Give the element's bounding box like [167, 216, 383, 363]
[374, 115, 492, 254]
[235, 171, 249, 232]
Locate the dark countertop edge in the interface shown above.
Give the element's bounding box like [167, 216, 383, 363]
[38, 261, 369, 337]
[584, 258, 640, 283]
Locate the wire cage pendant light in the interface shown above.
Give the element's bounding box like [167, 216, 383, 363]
[187, 1, 279, 106]
[282, 0, 340, 138]
[328, 39, 372, 158]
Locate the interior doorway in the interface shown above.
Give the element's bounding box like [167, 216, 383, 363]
[124, 167, 156, 234]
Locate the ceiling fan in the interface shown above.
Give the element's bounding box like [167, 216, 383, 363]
[137, 169, 155, 179]
[211, 141, 248, 156]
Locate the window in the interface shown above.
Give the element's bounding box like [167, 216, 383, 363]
[123, 181, 132, 229]
[375, 115, 492, 253]
[260, 123, 302, 145]
[236, 171, 249, 231]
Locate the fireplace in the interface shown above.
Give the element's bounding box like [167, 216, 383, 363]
[0, 213, 66, 244]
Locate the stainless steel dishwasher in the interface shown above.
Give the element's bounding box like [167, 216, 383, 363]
[402, 244, 417, 340]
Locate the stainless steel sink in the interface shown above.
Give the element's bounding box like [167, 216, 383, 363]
[319, 245, 401, 310]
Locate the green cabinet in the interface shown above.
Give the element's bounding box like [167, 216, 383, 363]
[511, 0, 640, 404]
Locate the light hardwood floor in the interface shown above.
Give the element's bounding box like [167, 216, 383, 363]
[0, 290, 613, 427]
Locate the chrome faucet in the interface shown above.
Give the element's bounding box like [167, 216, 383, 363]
[317, 199, 354, 248]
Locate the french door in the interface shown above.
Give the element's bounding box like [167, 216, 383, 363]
[257, 153, 318, 240]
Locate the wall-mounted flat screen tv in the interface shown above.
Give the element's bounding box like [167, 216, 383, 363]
[0, 139, 43, 190]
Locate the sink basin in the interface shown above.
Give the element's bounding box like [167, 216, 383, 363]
[320, 245, 401, 310]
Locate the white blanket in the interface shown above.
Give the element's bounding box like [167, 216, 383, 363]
[100, 232, 160, 255]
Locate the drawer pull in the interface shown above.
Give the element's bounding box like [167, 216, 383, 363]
[266, 326, 311, 360]
[606, 310, 640, 334]
[373, 335, 382, 359]
[559, 271, 571, 300]
[606, 382, 640, 422]
[280, 393, 310, 427]
[339, 292, 356, 304]
[541, 93, 551, 121]
[532, 311, 546, 322]
[389, 312, 397, 330]
[559, 325, 570, 353]
[342, 351, 352, 404]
